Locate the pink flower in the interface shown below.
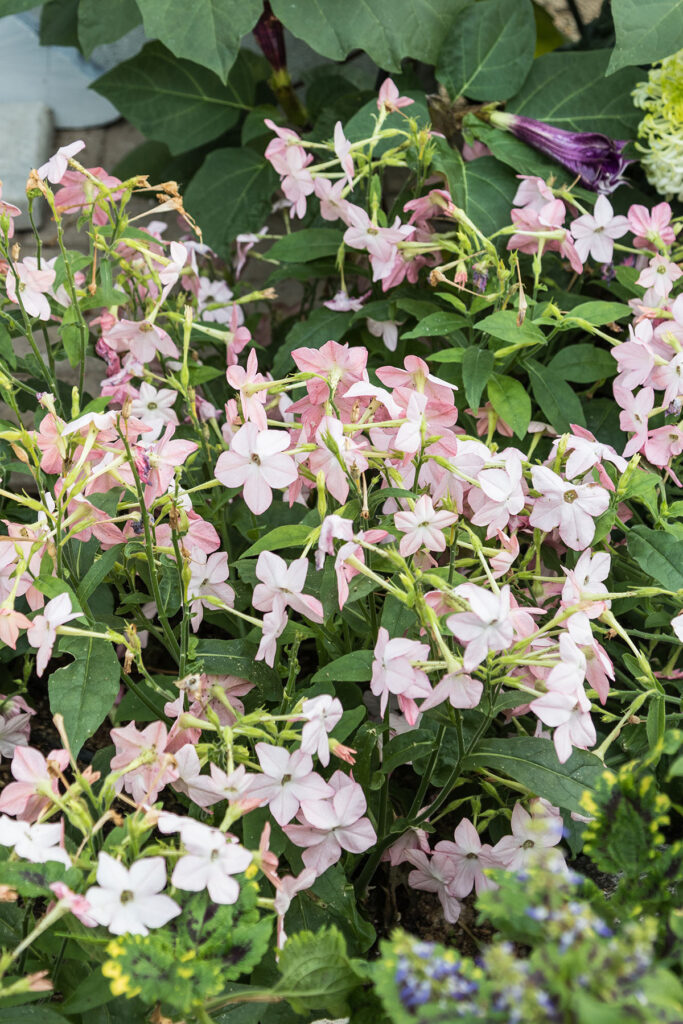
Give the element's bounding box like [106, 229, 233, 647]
[86, 853, 180, 935]
[434, 818, 497, 897]
[0, 694, 34, 762]
[394, 494, 457, 556]
[300, 695, 343, 766]
[309, 415, 369, 504]
[627, 202, 675, 250]
[187, 551, 235, 631]
[619, 386, 654, 457]
[334, 122, 354, 187]
[291, 340, 367, 405]
[103, 319, 179, 363]
[256, 605, 288, 666]
[512, 175, 555, 211]
[284, 770, 376, 876]
[636, 254, 682, 299]
[49, 882, 97, 927]
[245, 744, 333, 826]
[143, 424, 198, 503]
[274, 868, 317, 948]
[419, 671, 483, 712]
[0, 182, 21, 238]
[491, 800, 565, 871]
[314, 178, 352, 222]
[377, 78, 414, 113]
[0, 746, 69, 821]
[252, 552, 323, 623]
[570, 195, 629, 263]
[529, 465, 609, 551]
[561, 550, 611, 645]
[110, 721, 178, 804]
[447, 584, 513, 671]
[215, 423, 298, 515]
[26, 593, 78, 677]
[469, 450, 526, 536]
[405, 849, 461, 923]
[324, 288, 368, 312]
[559, 425, 627, 481]
[0, 608, 31, 649]
[171, 821, 251, 904]
[5, 257, 56, 320]
[54, 167, 124, 226]
[530, 653, 596, 763]
[226, 349, 268, 430]
[371, 627, 431, 721]
[38, 140, 86, 184]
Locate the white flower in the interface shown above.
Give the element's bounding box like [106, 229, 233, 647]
[171, 821, 252, 904]
[130, 381, 178, 441]
[0, 815, 71, 867]
[570, 195, 629, 264]
[85, 852, 180, 936]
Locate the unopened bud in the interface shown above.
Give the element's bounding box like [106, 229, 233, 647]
[316, 470, 327, 520]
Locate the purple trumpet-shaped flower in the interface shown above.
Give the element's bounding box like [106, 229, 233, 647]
[486, 110, 632, 194]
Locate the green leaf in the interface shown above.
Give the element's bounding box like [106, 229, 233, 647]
[382, 729, 435, 773]
[62, 969, 114, 1013]
[548, 344, 616, 383]
[476, 309, 546, 347]
[192, 639, 282, 699]
[135, 0, 263, 82]
[469, 737, 602, 814]
[401, 311, 468, 339]
[627, 526, 683, 590]
[428, 347, 465, 363]
[509, 49, 643, 137]
[432, 140, 519, 236]
[268, 228, 343, 264]
[275, 926, 361, 1016]
[437, 0, 536, 101]
[49, 635, 121, 756]
[566, 300, 632, 325]
[185, 148, 277, 258]
[462, 346, 494, 409]
[311, 650, 374, 684]
[79, 544, 125, 601]
[271, 307, 353, 379]
[78, 0, 142, 56]
[241, 524, 314, 558]
[60, 304, 84, 367]
[40, 0, 79, 47]
[271, 0, 471, 72]
[92, 43, 254, 156]
[609, 0, 683, 73]
[487, 374, 531, 439]
[0, 0, 41, 13]
[526, 357, 586, 432]
[344, 91, 431, 157]
[0, 1007, 69, 1023]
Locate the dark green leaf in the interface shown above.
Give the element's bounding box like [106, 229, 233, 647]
[476, 309, 546, 347]
[510, 49, 643, 137]
[566, 300, 632, 325]
[62, 969, 114, 1013]
[401, 311, 468, 339]
[60, 305, 85, 367]
[185, 148, 277, 258]
[241, 524, 314, 558]
[40, 0, 79, 46]
[78, 0, 142, 56]
[548, 344, 616, 382]
[437, 0, 536, 101]
[135, 0, 262, 82]
[627, 526, 683, 590]
[487, 374, 531, 438]
[432, 141, 519, 236]
[275, 926, 361, 1016]
[79, 544, 125, 601]
[311, 651, 374, 684]
[192, 639, 282, 699]
[93, 43, 254, 156]
[268, 229, 343, 264]
[49, 635, 121, 755]
[462, 346, 494, 409]
[526, 357, 586, 432]
[609, 0, 683, 73]
[382, 729, 435, 773]
[470, 736, 602, 813]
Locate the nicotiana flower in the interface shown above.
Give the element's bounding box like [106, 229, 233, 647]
[405, 849, 461, 923]
[215, 423, 298, 515]
[490, 800, 566, 872]
[485, 110, 632, 193]
[447, 584, 513, 671]
[86, 852, 180, 936]
[529, 465, 609, 551]
[245, 744, 333, 826]
[171, 821, 252, 904]
[0, 815, 71, 867]
[371, 627, 431, 722]
[570, 195, 629, 264]
[299, 695, 343, 766]
[26, 593, 78, 677]
[394, 494, 457, 556]
[434, 818, 498, 897]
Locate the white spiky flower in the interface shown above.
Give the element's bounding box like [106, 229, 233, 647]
[632, 49, 683, 202]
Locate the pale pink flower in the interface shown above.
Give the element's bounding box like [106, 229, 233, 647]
[619, 387, 654, 457]
[394, 494, 457, 556]
[274, 868, 317, 948]
[38, 140, 86, 184]
[469, 450, 526, 536]
[280, 146, 315, 219]
[309, 416, 369, 504]
[561, 551, 611, 645]
[570, 195, 629, 264]
[26, 593, 78, 677]
[627, 202, 675, 250]
[171, 821, 251, 904]
[371, 627, 431, 720]
[54, 167, 123, 226]
[559, 425, 627, 481]
[110, 721, 178, 804]
[529, 466, 609, 551]
[86, 853, 180, 935]
[405, 849, 461, 923]
[0, 182, 21, 238]
[252, 552, 323, 623]
[636, 254, 682, 299]
[5, 257, 56, 320]
[0, 746, 69, 821]
[377, 78, 414, 113]
[215, 423, 297, 515]
[314, 177, 352, 222]
[0, 815, 71, 867]
[104, 319, 179, 363]
[447, 584, 513, 671]
[227, 348, 268, 430]
[419, 671, 483, 712]
[291, 339, 368, 405]
[300, 695, 343, 766]
[187, 550, 235, 630]
[334, 121, 354, 186]
[434, 818, 497, 897]
[513, 175, 555, 211]
[49, 882, 97, 926]
[324, 289, 367, 311]
[246, 744, 333, 826]
[381, 826, 430, 867]
[490, 800, 565, 871]
[142, 424, 198, 502]
[366, 317, 399, 351]
[0, 608, 31, 650]
[256, 605, 288, 666]
[284, 770, 376, 876]
[645, 424, 683, 467]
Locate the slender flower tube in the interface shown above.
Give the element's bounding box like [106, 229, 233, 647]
[482, 109, 632, 193]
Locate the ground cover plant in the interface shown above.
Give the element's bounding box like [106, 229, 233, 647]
[0, 2, 682, 1022]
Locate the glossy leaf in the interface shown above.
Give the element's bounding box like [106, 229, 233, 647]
[311, 650, 374, 684]
[609, 0, 683, 73]
[49, 635, 121, 756]
[548, 344, 616, 383]
[627, 526, 683, 590]
[487, 373, 531, 439]
[462, 346, 495, 409]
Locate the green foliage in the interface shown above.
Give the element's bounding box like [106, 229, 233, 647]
[275, 925, 363, 1016]
[487, 373, 531, 438]
[48, 633, 121, 756]
[101, 885, 272, 1015]
[609, 0, 683, 73]
[627, 526, 683, 590]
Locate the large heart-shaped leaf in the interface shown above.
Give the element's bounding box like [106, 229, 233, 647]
[609, 0, 683, 73]
[627, 526, 683, 591]
[432, 140, 518, 236]
[135, 0, 263, 82]
[49, 635, 121, 756]
[78, 0, 141, 56]
[93, 43, 255, 155]
[437, 0, 536, 101]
